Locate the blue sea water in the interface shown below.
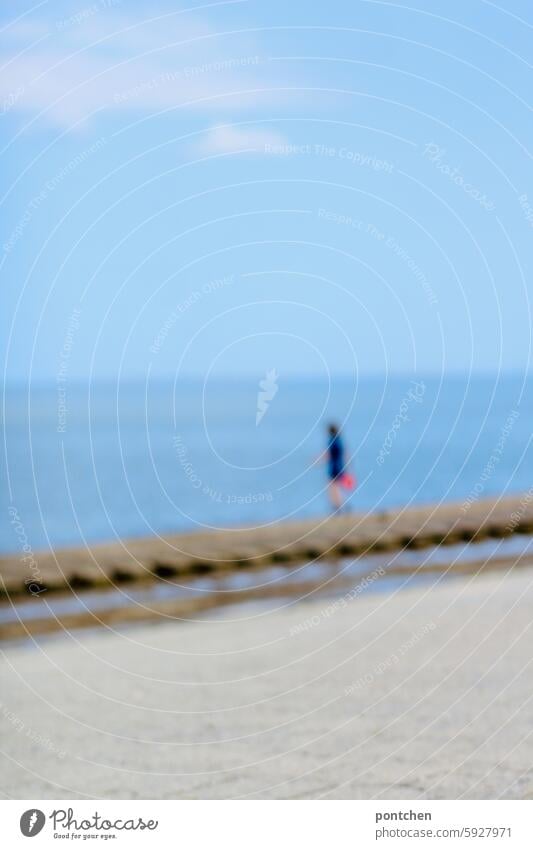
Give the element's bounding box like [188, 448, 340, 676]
[1, 375, 532, 553]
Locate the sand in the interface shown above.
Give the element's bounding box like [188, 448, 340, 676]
[1, 566, 533, 800]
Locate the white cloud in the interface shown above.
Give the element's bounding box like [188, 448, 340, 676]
[198, 124, 289, 155]
[0, 6, 282, 130]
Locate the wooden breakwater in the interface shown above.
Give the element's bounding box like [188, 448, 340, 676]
[1, 494, 533, 597]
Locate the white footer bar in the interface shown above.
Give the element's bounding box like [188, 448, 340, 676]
[1, 800, 531, 847]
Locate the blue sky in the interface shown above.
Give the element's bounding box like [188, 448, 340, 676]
[1, 0, 532, 380]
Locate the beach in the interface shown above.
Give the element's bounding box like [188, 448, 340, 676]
[2, 0, 531, 825]
[2, 564, 533, 800]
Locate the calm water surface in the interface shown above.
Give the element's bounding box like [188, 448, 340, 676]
[2, 376, 532, 553]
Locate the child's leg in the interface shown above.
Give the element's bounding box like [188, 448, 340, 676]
[328, 480, 342, 510]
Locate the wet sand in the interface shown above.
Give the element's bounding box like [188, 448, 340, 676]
[1, 564, 533, 799]
[2, 532, 533, 640]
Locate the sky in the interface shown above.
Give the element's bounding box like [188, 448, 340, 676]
[1, 0, 532, 381]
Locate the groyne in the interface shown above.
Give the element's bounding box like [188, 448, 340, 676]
[2, 494, 532, 598]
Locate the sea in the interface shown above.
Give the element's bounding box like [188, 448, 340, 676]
[2, 375, 532, 554]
